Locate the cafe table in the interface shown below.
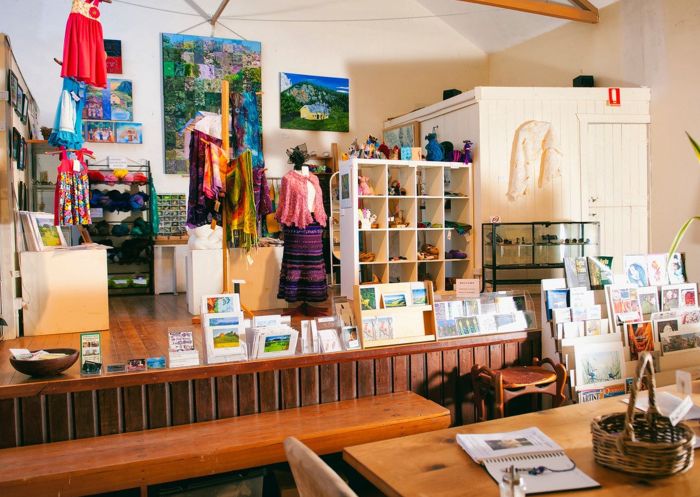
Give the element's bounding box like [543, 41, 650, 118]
[343, 383, 700, 497]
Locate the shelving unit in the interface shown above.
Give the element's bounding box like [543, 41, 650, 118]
[328, 172, 341, 291]
[482, 221, 600, 290]
[86, 161, 154, 295]
[339, 158, 474, 298]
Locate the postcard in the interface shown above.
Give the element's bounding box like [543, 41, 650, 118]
[637, 287, 660, 320]
[552, 308, 572, 325]
[209, 326, 244, 353]
[375, 316, 395, 340]
[679, 283, 698, 308]
[334, 301, 356, 326]
[680, 309, 700, 329]
[477, 314, 498, 333]
[360, 286, 378, 311]
[563, 321, 584, 339]
[126, 358, 146, 372]
[202, 293, 240, 314]
[660, 330, 700, 354]
[626, 322, 655, 360]
[668, 253, 686, 284]
[382, 292, 408, 308]
[341, 326, 361, 350]
[362, 317, 377, 342]
[609, 285, 642, 322]
[455, 316, 480, 335]
[569, 287, 595, 309]
[585, 305, 602, 321]
[661, 285, 681, 311]
[624, 255, 650, 287]
[80, 332, 102, 368]
[585, 319, 602, 336]
[574, 342, 625, 390]
[571, 307, 588, 322]
[655, 317, 679, 337]
[411, 286, 428, 306]
[495, 296, 517, 313]
[253, 314, 282, 328]
[464, 298, 481, 316]
[106, 363, 126, 373]
[564, 257, 590, 289]
[263, 334, 292, 354]
[318, 328, 343, 353]
[646, 253, 669, 286]
[588, 256, 614, 290]
[437, 319, 458, 338]
[204, 312, 240, 328]
[545, 289, 569, 320]
[168, 329, 195, 352]
[146, 357, 166, 369]
[434, 302, 448, 322]
[315, 316, 337, 330]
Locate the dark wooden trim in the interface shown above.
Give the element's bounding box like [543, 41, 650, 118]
[0, 332, 539, 400]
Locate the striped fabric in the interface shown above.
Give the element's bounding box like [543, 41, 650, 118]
[277, 224, 328, 303]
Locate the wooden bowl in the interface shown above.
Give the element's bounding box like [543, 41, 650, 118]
[10, 348, 79, 377]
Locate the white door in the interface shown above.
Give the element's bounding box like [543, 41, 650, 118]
[579, 117, 650, 273]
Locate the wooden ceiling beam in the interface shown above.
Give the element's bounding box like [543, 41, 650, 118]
[457, 0, 599, 24]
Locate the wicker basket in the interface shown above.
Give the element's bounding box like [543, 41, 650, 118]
[591, 352, 695, 477]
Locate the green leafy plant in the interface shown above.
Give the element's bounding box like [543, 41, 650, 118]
[667, 132, 700, 257]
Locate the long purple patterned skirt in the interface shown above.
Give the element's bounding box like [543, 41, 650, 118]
[277, 223, 328, 303]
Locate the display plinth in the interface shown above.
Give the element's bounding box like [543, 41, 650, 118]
[20, 249, 109, 335]
[187, 247, 287, 314]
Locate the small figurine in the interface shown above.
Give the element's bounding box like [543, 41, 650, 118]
[378, 143, 391, 159]
[462, 140, 473, 164]
[347, 138, 361, 159]
[390, 145, 400, 160]
[358, 176, 375, 196]
[358, 208, 377, 230]
[425, 130, 444, 161]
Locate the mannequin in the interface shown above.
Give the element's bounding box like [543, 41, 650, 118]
[276, 149, 328, 316]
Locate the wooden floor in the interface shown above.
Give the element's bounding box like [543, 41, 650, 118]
[0, 294, 252, 386]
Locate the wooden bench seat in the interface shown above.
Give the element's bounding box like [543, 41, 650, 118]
[0, 391, 450, 497]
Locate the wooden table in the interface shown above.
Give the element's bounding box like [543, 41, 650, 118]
[344, 384, 700, 497]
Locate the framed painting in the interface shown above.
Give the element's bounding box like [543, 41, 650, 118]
[161, 33, 262, 175]
[383, 121, 420, 149]
[280, 72, 349, 132]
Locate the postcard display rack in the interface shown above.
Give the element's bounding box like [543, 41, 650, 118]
[86, 160, 154, 295]
[482, 221, 600, 291]
[339, 158, 474, 298]
[540, 253, 700, 404]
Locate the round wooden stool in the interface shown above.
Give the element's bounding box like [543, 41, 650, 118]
[470, 357, 567, 421]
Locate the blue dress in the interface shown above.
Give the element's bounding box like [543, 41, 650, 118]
[48, 78, 86, 149]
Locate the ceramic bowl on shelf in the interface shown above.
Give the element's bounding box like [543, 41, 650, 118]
[9, 348, 79, 377]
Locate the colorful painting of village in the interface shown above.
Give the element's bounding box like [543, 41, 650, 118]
[280, 72, 349, 132]
[83, 79, 133, 121]
[161, 33, 262, 174]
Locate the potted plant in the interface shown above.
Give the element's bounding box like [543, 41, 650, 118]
[667, 133, 700, 258]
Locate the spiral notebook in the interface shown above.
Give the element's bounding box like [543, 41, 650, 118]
[456, 427, 600, 494]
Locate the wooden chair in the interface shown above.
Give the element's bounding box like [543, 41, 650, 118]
[284, 437, 359, 497]
[470, 357, 567, 421]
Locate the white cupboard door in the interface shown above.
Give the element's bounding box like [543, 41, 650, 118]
[579, 119, 649, 272]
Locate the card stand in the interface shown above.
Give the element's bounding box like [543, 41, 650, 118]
[358, 196, 388, 229]
[354, 281, 436, 349]
[359, 230, 388, 264]
[388, 164, 417, 197]
[418, 198, 444, 227]
[416, 166, 443, 197]
[388, 197, 416, 230]
[358, 163, 387, 197]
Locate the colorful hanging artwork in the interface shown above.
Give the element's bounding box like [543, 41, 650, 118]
[280, 72, 349, 132]
[161, 33, 262, 175]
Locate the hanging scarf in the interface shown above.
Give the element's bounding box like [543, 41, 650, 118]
[253, 168, 272, 221]
[231, 91, 264, 168]
[226, 150, 257, 251]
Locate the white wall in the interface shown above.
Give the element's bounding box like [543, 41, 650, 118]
[488, 0, 700, 283]
[2, 0, 488, 194]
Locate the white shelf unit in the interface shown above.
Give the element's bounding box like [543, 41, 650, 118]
[339, 158, 474, 298]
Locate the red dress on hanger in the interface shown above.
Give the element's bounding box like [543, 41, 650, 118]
[61, 0, 107, 88]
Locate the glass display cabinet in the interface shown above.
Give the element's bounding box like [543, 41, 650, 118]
[482, 221, 600, 290]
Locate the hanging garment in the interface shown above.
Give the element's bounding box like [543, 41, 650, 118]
[54, 148, 91, 226]
[253, 168, 272, 223]
[277, 223, 327, 303]
[186, 130, 222, 228]
[48, 78, 86, 150]
[506, 121, 563, 201]
[225, 151, 258, 251]
[275, 171, 327, 230]
[265, 180, 281, 236]
[231, 91, 264, 168]
[202, 139, 227, 200]
[61, 0, 107, 88]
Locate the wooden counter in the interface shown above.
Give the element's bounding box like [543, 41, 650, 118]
[0, 295, 540, 448]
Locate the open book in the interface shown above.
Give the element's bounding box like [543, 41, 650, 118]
[456, 427, 599, 494]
